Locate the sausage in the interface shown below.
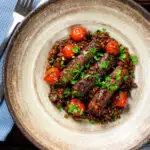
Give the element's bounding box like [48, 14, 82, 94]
[59, 40, 100, 85]
[72, 53, 116, 94]
[88, 66, 128, 117]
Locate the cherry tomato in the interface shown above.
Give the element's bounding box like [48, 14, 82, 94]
[113, 92, 128, 107]
[62, 44, 75, 59]
[44, 67, 60, 85]
[106, 40, 119, 55]
[68, 99, 85, 117]
[70, 26, 86, 41]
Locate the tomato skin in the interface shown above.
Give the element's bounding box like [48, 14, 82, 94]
[70, 99, 85, 116]
[70, 26, 86, 41]
[62, 44, 75, 59]
[113, 92, 128, 107]
[106, 40, 119, 55]
[44, 67, 60, 85]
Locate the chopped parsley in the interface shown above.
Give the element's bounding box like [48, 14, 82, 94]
[72, 46, 80, 54]
[101, 28, 107, 33]
[123, 75, 128, 81]
[97, 53, 104, 57]
[99, 61, 110, 69]
[68, 105, 82, 115]
[105, 76, 111, 82]
[95, 77, 101, 86]
[85, 62, 90, 68]
[57, 106, 63, 111]
[81, 72, 85, 79]
[84, 74, 92, 79]
[63, 76, 67, 83]
[130, 55, 138, 65]
[116, 69, 122, 80]
[130, 73, 135, 77]
[71, 79, 78, 85]
[90, 47, 97, 54]
[64, 88, 71, 98]
[119, 45, 125, 54]
[100, 81, 109, 88]
[60, 60, 65, 67]
[83, 51, 89, 57]
[109, 83, 119, 92]
[49, 58, 54, 65]
[94, 55, 100, 61]
[94, 28, 107, 34]
[72, 90, 84, 97]
[89, 120, 95, 124]
[119, 53, 126, 62]
[112, 116, 117, 122]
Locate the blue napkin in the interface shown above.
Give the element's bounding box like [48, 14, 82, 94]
[0, 0, 42, 141]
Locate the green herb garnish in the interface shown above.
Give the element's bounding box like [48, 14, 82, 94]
[112, 116, 117, 122]
[116, 69, 122, 80]
[71, 79, 78, 85]
[94, 55, 100, 61]
[123, 75, 128, 81]
[81, 72, 85, 79]
[72, 46, 80, 54]
[84, 74, 92, 79]
[119, 53, 126, 62]
[63, 76, 67, 83]
[60, 60, 65, 67]
[68, 105, 83, 115]
[57, 106, 63, 111]
[83, 51, 89, 57]
[89, 120, 95, 124]
[130, 55, 138, 65]
[85, 62, 90, 69]
[64, 88, 71, 98]
[90, 47, 97, 54]
[119, 45, 125, 54]
[109, 83, 119, 92]
[105, 76, 111, 82]
[94, 28, 107, 34]
[49, 58, 54, 65]
[99, 61, 110, 69]
[97, 53, 104, 57]
[101, 81, 109, 88]
[72, 90, 84, 97]
[95, 77, 101, 86]
[130, 73, 135, 77]
[101, 28, 107, 33]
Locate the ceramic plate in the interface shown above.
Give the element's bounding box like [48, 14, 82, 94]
[3, 0, 150, 149]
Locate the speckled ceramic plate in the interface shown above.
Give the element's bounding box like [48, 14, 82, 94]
[3, 0, 150, 149]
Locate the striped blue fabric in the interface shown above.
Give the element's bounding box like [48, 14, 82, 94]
[0, 0, 45, 141]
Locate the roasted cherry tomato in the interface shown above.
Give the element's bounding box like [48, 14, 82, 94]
[68, 99, 85, 117]
[113, 92, 128, 107]
[106, 40, 119, 55]
[62, 44, 75, 59]
[44, 67, 60, 85]
[70, 26, 86, 41]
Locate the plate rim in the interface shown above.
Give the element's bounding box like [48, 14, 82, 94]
[3, 0, 150, 149]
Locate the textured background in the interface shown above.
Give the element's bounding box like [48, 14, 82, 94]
[0, 0, 149, 150]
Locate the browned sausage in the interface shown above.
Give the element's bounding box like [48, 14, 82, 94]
[72, 53, 116, 94]
[59, 40, 100, 85]
[88, 66, 128, 117]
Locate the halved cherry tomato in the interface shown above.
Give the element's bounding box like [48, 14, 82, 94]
[44, 67, 60, 85]
[70, 26, 86, 41]
[62, 44, 75, 59]
[68, 99, 85, 117]
[106, 40, 119, 55]
[113, 92, 128, 107]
